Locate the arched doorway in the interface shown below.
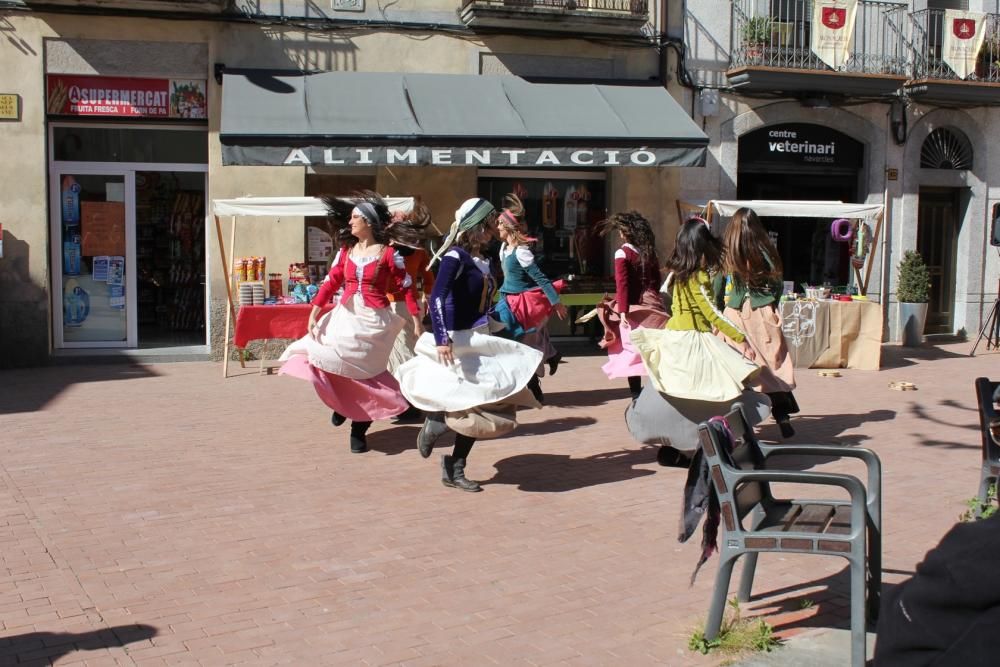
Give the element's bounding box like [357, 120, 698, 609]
[737, 123, 864, 290]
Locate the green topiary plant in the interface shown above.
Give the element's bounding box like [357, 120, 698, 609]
[897, 250, 931, 303]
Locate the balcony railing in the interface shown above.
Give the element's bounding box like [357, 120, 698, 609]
[911, 9, 1000, 83]
[461, 0, 647, 15]
[731, 0, 909, 75]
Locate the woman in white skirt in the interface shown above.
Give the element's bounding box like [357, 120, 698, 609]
[279, 193, 424, 453]
[396, 198, 542, 492]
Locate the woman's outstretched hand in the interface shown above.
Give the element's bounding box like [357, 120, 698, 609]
[436, 344, 455, 365]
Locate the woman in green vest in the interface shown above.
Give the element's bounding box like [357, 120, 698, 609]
[715, 207, 798, 437]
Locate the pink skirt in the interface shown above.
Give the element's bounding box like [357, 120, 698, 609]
[504, 279, 566, 331]
[279, 355, 408, 421]
[602, 319, 648, 379]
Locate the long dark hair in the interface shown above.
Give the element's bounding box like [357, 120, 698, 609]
[322, 190, 428, 249]
[722, 207, 783, 287]
[667, 217, 723, 284]
[598, 210, 659, 270]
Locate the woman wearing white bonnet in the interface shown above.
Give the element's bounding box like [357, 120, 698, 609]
[396, 197, 542, 492]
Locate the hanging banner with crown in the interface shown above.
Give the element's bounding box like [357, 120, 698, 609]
[942, 10, 986, 80]
[811, 0, 858, 70]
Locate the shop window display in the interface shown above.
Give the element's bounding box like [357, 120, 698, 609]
[59, 173, 128, 343]
[135, 171, 205, 345]
[477, 177, 609, 288]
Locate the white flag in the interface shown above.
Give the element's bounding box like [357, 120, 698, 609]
[942, 10, 986, 80]
[811, 0, 858, 70]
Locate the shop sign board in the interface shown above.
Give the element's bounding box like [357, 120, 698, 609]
[740, 123, 863, 169]
[221, 144, 707, 168]
[0, 94, 20, 121]
[46, 75, 207, 118]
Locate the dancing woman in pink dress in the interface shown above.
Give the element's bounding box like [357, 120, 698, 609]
[279, 193, 424, 453]
[596, 211, 668, 399]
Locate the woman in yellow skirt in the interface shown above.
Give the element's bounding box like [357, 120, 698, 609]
[631, 217, 759, 403]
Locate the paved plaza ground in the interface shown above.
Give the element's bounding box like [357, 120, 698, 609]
[0, 341, 995, 665]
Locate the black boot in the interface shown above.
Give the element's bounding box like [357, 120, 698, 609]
[440, 454, 481, 492]
[776, 415, 795, 439]
[417, 413, 448, 459]
[527, 375, 545, 405]
[331, 411, 347, 427]
[547, 352, 563, 376]
[350, 421, 371, 453]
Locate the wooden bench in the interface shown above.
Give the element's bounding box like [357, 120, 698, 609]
[696, 404, 882, 667]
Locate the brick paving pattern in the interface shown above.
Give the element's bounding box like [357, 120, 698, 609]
[0, 342, 994, 665]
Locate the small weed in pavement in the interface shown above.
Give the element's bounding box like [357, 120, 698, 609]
[960, 483, 997, 522]
[688, 597, 783, 657]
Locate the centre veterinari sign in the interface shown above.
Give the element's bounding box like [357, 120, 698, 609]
[766, 129, 837, 163]
[741, 123, 863, 170]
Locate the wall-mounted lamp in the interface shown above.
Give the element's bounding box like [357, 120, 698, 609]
[890, 99, 907, 145]
[214, 63, 226, 86]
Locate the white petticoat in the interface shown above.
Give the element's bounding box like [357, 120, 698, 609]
[630, 327, 760, 403]
[279, 297, 404, 379]
[396, 330, 543, 412]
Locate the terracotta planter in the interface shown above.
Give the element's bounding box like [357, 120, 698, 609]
[898, 302, 928, 347]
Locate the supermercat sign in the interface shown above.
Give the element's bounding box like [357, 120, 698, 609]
[219, 144, 707, 168]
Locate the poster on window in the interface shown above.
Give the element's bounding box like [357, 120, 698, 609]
[943, 10, 986, 80]
[811, 0, 858, 70]
[81, 201, 126, 257]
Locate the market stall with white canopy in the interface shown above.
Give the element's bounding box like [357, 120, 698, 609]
[211, 196, 414, 377]
[695, 199, 886, 370]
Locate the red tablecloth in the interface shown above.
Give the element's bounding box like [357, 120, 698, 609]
[234, 304, 335, 348]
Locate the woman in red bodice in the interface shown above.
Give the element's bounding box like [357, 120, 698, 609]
[279, 192, 424, 453]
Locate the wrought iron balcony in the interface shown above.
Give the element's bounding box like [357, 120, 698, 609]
[727, 0, 910, 97]
[460, 0, 649, 36]
[906, 9, 1000, 104]
[910, 9, 1000, 83]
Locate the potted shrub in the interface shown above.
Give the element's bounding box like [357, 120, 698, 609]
[896, 250, 931, 346]
[742, 15, 772, 63]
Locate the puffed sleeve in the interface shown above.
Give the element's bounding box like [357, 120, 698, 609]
[389, 249, 420, 316]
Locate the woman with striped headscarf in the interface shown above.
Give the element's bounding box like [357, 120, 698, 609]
[396, 198, 542, 492]
[278, 192, 425, 454]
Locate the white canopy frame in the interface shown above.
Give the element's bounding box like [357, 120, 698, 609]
[697, 199, 886, 298]
[211, 196, 414, 377]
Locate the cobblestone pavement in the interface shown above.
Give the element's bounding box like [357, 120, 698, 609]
[0, 341, 994, 665]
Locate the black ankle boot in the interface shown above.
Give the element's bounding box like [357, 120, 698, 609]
[547, 352, 563, 376]
[776, 416, 795, 439]
[527, 375, 544, 405]
[331, 412, 346, 427]
[441, 454, 481, 492]
[417, 413, 448, 459]
[350, 421, 370, 453]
